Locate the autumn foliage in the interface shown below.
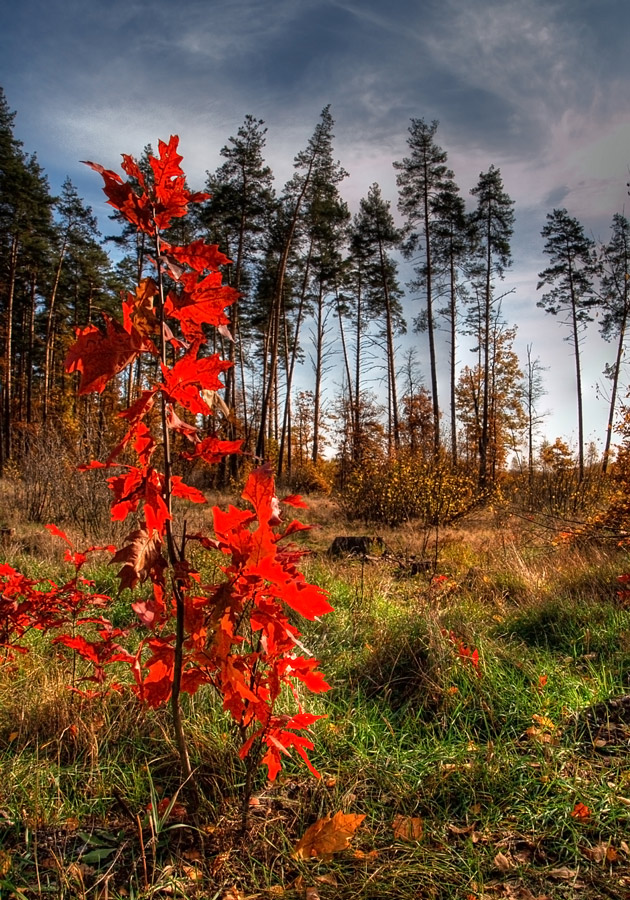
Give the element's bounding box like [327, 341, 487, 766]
[0, 137, 332, 787]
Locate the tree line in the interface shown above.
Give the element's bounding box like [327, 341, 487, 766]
[0, 86, 627, 492]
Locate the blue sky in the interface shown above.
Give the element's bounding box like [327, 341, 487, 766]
[2, 0, 630, 455]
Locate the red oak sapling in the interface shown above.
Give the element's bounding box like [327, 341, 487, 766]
[0, 137, 332, 794]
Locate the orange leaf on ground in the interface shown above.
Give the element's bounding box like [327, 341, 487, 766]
[570, 802, 591, 820]
[293, 812, 366, 860]
[392, 815, 423, 841]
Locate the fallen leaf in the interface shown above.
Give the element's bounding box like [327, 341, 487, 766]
[570, 802, 590, 820]
[531, 714, 555, 730]
[222, 888, 245, 900]
[548, 866, 578, 880]
[315, 873, 338, 886]
[582, 842, 608, 863]
[503, 887, 550, 900]
[293, 812, 366, 861]
[183, 865, 203, 882]
[392, 815, 423, 842]
[525, 726, 553, 744]
[352, 848, 379, 860]
[448, 823, 475, 835]
[494, 851, 514, 872]
[305, 889, 321, 900]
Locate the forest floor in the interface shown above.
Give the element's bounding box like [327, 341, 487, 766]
[1, 493, 630, 899]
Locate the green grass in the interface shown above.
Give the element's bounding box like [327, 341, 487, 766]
[2, 525, 630, 898]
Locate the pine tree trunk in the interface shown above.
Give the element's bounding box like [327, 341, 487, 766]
[603, 301, 628, 474]
[42, 240, 67, 422]
[4, 234, 19, 465]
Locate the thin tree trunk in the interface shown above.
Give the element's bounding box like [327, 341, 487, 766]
[423, 160, 440, 454]
[335, 288, 354, 419]
[479, 208, 492, 489]
[449, 239, 458, 462]
[278, 242, 312, 477]
[42, 239, 67, 422]
[257, 159, 317, 460]
[26, 273, 36, 426]
[154, 229, 194, 792]
[378, 239, 400, 453]
[4, 234, 19, 465]
[354, 268, 363, 463]
[311, 281, 325, 463]
[603, 301, 628, 474]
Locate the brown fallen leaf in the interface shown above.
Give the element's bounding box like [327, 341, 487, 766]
[581, 842, 608, 863]
[352, 848, 379, 860]
[315, 873, 338, 886]
[222, 888, 245, 900]
[494, 851, 514, 872]
[392, 815, 424, 842]
[293, 812, 366, 861]
[305, 888, 321, 900]
[502, 887, 551, 900]
[182, 865, 203, 882]
[448, 823, 475, 835]
[548, 866, 579, 881]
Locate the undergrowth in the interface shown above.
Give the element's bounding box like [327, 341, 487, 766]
[1, 512, 630, 898]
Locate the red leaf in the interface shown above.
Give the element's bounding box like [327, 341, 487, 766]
[282, 494, 309, 509]
[66, 315, 143, 394]
[161, 239, 231, 274]
[45, 524, 72, 547]
[171, 476, 206, 504]
[82, 160, 152, 232]
[182, 435, 243, 464]
[165, 406, 199, 442]
[160, 349, 231, 415]
[149, 136, 210, 229]
[164, 271, 237, 337]
[122, 278, 160, 344]
[110, 528, 167, 592]
[570, 802, 591, 820]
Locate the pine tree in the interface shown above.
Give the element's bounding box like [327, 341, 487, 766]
[351, 183, 405, 455]
[394, 119, 457, 453]
[599, 213, 630, 473]
[42, 178, 100, 421]
[537, 208, 597, 480]
[0, 89, 54, 466]
[203, 116, 276, 442]
[428, 184, 471, 461]
[469, 165, 515, 488]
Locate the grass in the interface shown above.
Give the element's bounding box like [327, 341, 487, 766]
[2, 505, 630, 898]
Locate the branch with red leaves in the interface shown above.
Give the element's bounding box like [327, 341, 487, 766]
[0, 136, 333, 796]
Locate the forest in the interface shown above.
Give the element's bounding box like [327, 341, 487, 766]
[2, 84, 630, 900]
[1, 87, 627, 508]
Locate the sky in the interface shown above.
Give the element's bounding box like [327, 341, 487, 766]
[1, 0, 630, 457]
